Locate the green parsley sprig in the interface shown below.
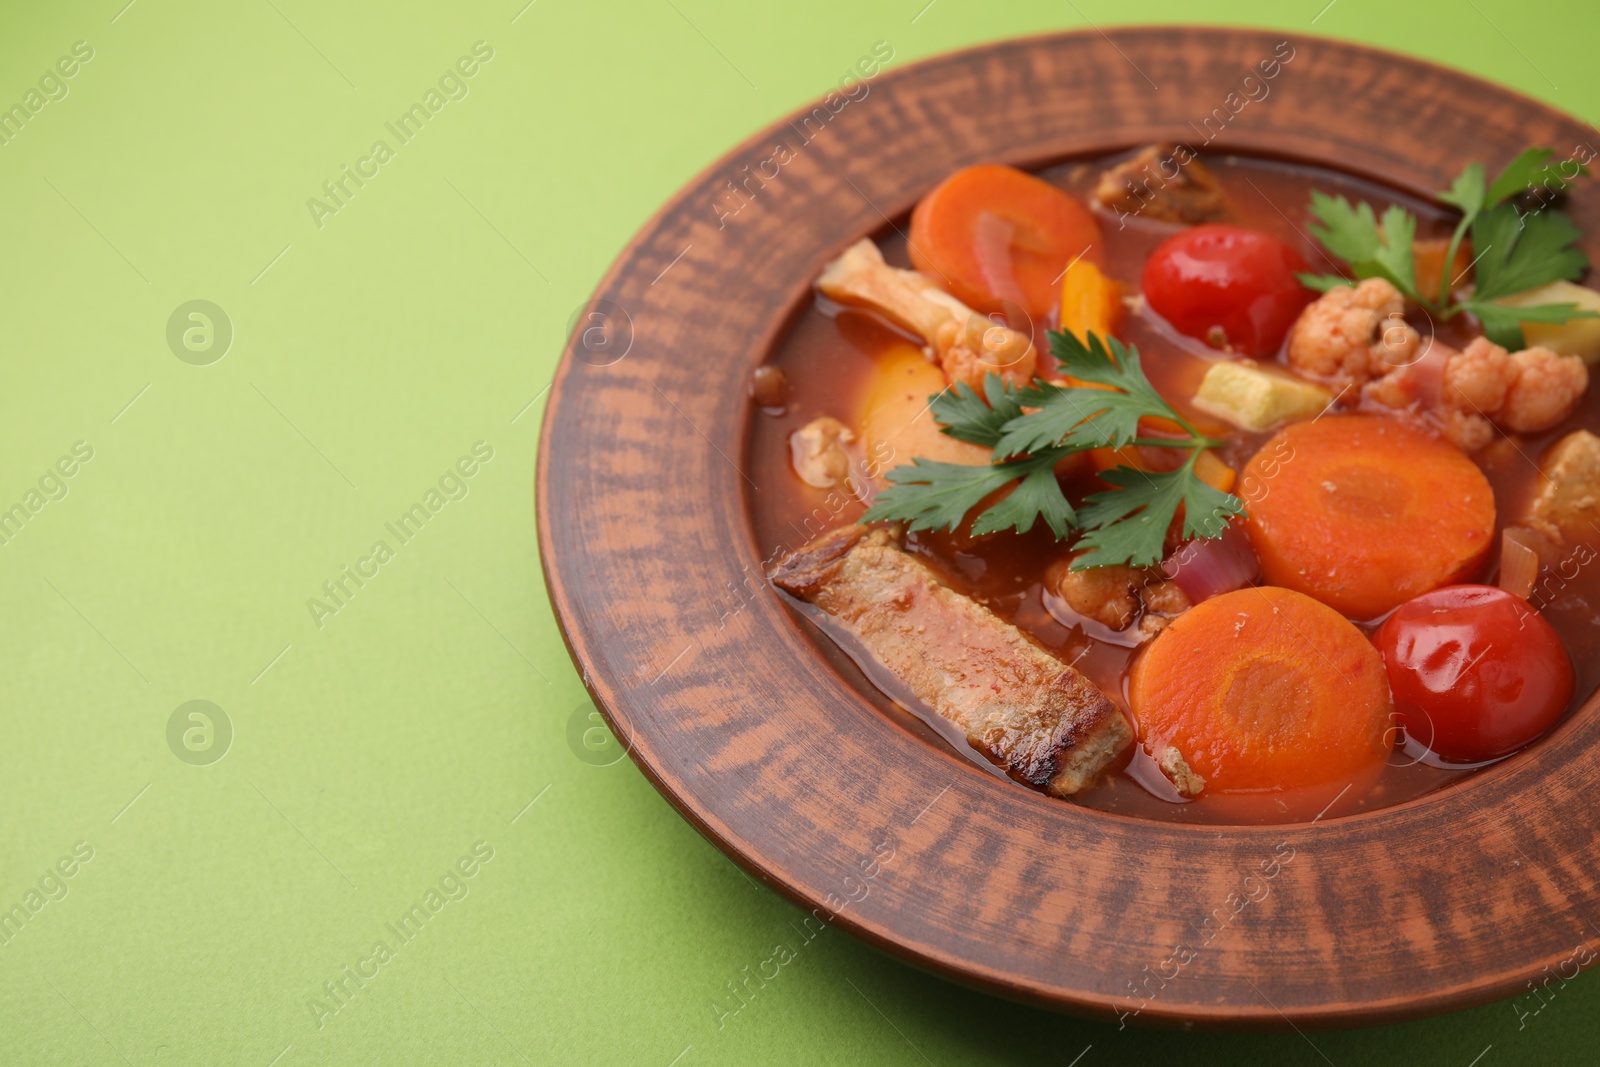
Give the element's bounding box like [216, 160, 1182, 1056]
[861, 330, 1245, 570]
[1296, 147, 1597, 348]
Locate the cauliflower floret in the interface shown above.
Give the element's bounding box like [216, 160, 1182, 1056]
[1444, 337, 1517, 413]
[1441, 408, 1496, 452]
[933, 312, 1036, 392]
[789, 417, 855, 488]
[1287, 278, 1419, 391]
[1368, 335, 1589, 450]
[1362, 364, 1420, 412]
[1501, 345, 1589, 433]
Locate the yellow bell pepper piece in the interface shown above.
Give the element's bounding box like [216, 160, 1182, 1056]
[1059, 260, 1123, 343]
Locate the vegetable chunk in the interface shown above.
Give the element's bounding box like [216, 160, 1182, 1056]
[1376, 585, 1573, 762]
[1130, 586, 1392, 794]
[1524, 429, 1600, 546]
[1494, 281, 1600, 363]
[1192, 359, 1333, 432]
[908, 164, 1103, 317]
[858, 343, 992, 482]
[1240, 416, 1495, 619]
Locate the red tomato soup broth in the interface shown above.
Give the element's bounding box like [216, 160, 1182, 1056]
[746, 151, 1600, 825]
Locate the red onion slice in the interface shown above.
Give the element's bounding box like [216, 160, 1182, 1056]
[1162, 521, 1261, 604]
[971, 210, 1029, 316]
[1384, 340, 1451, 409]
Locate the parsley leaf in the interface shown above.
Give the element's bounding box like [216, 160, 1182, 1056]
[864, 330, 1243, 568]
[1439, 161, 1486, 217]
[1373, 205, 1418, 295]
[864, 447, 1076, 539]
[1178, 472, 1249, 540]
[1468, 299, 1597, 349]
[1482, 147, 1583, 207]
[993, 333, 1176, 459]
[1306, 146, 1593, 337]
[1432, 149, 1590, 308]
[1071, 466, 1186, 569]
[970, 456, 1076, 538]
[1071, 457, 1246, 570]
[1296, 272, 1357, 292]
[1434, 162, 1487, 306]
[1469, 202, 1589, 301]
[929, 375, 1023, 447]
[864, 457, 1015, 533]
[1303, 192, 1421, 300]
[1305, 191, 1382, 264]
[1485, 149, 1550, 207]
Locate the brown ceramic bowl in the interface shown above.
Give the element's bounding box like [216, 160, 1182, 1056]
[538, 26, 1600, 1029]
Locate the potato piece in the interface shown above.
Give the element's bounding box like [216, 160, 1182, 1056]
[858, 342, 990, 483]
[1494, 281, 1600, 364]
[1192, 359, 1333, 432]
[1525, 429, 1600, 545]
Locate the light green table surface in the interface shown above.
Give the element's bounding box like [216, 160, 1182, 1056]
[3, 0, 1597, 1063]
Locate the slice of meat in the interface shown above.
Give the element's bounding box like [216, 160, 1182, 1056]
[770, 525, 1131, 795]
[1092, 144, 1229, 225]
[1524, 429, 1600, 546]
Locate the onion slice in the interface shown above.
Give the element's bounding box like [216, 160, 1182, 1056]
[1498, 527, 1541, 601]
[1376, 340, 1451, 410]
[1162, 521, 1260, 604]
[970, 211, 1029, 318]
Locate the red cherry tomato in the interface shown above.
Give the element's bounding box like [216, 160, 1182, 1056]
[1374, 585, 1574, 763]
[1141, 224, 1314, 357]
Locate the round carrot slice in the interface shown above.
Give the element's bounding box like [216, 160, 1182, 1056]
[1130, 586, 1392, 795]
[1240, 415, 1495, 619]
[908, 164, 1102, 319]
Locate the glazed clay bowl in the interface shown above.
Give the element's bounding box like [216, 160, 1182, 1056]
[538, 26, 1600, 1029]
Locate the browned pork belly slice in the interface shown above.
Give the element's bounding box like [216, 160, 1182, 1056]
[770, 525, 1131, 795]
[1092, 144, 1229, 225]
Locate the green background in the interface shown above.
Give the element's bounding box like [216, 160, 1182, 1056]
[2, 0, 1596, 1063]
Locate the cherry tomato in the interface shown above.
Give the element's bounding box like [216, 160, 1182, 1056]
[1141, 224, 1313, 357]
[1374, 585, 1574, 762]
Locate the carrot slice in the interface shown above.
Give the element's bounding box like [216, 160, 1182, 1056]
[1130, 586, 1392, 794]
[1240, 415, 1495, 619]
[909, 164, 1102, 319]
[1194, 450, 1236, 494]
[1059, 259, 1122, 342]
[1413, 236, 1474, 303]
